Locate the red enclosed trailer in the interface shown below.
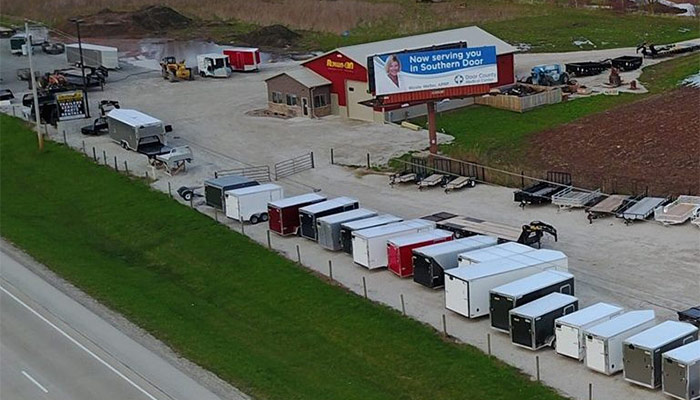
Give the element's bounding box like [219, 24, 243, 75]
[268, 193, 326, 236]
[387, 229, 453, 277]
[223, 48, 261, 72]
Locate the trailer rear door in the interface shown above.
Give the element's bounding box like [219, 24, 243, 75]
[587, 336, 608, 373]
[624, 345, 653, 387]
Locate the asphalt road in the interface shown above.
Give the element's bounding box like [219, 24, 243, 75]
[0, 247, 244, 400]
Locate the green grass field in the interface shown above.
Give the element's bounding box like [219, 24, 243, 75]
[0, 115, 565, 400]
[411, 53, 699, 165]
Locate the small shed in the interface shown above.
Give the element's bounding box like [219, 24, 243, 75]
[265, 68, 332, 118]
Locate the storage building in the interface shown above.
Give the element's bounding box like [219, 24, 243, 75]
[265, 68, 332, 118]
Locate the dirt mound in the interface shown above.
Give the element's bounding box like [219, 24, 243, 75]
[75, 6, 191, 37]
[526, 88, 700, 196]
[238, 25, 301, 49]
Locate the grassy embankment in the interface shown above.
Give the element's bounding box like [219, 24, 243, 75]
[410, 52, 700, 170]
[0, 114, 565, 400]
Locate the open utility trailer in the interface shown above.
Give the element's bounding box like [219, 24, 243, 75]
[514, 171, 571, 207]
[586, 194, 630, 223]
[552, 187, 602, 209]
[438, 216, 557, 248]
[654, 195, 700, 225]
[617, 196, 668, 223]
[611, 56, 643, 71]
[565, 61, 610, 77]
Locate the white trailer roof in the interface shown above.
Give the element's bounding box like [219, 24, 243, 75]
[225, 47, 259, 52]
[510, 293, 578, 318]
[198, 53, 228, 59]
[517, 249, 567, 264]
[317, 208, 376, 224]
[299, 197, 357, 214]
[66, 43, 118, 52]
[458, 242, 534, 263]
[445, 258, 531, 281]
[491, 270, 573, 297]
[268, 193, 325, 208]
[555, 302, 623, 328]
[226, 183, 281, 196]
[107, 109, 162, 127]
[585, 310, 656, 339]
[387, 229, 453, 247]
[341, 214, 402, 230]
[353, 219, 434, 239]
[624, 321, 698, 349]
[663, 341, 700, 364]
[413, 235, 497, 258]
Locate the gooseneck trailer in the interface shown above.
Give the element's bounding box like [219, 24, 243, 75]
[554, 302, 624, 360]
[412, 236, 498, 289]
[339, 215, 403, 254]
[662, 341, 700, 400]
[298, 197, 359, 241]
[352, 220, 434, 269]
[316, 208, 377, 251]
[267, 193, 326, 236]
[386, 230, 453, 278]
[489, 270, 575, 333]
[437, 216, 557, 248]
[224, 184, 283, 224]
[623, 321, 698, 389]
[509, 293, 579, 350]
[584, 310, 656, 375]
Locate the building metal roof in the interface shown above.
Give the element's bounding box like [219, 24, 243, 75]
[305, 26, 517, 68]
[266, 68, 331, 88]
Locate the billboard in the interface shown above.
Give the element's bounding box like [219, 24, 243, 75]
[55, 90, 87, 121]
[370, 46, 498, 96]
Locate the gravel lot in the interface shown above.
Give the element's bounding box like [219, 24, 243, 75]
[2, 38, 699, 400]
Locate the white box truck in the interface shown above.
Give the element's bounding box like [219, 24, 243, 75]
[554, 302, 624, 360]
[224, 183, 284, 224]
[197, 54, 232, 78]
[584, 310, 656, 375]
[444, 256, 563, 319]
[351, 219, 434, 269]
[66, 43, 119, 69]
[662, 341, 700, 400]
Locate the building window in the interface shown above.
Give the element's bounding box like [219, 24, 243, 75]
[286, 94, 298, 106]
[313, 94, 327, 108]
[271, 91, 283, 104]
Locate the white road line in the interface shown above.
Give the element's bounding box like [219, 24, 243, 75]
[1, 285, 159, 400]
[21, 370, 49, 393]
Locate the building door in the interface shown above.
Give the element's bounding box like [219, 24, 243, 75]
[302, 97, 309, 116]
[345, 80, 374, 122]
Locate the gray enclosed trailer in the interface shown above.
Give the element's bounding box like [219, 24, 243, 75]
[663, 341, 700, 400]
[509, 293, 578, 350]
[490, 270, 575, 333]
[299, 197, 359, 241]
[107, 109, 171, 156]
[412, 235, 498, 289]
[623, 321, 698, 389]
[339, 215, 403, 254]
[317, 208, 377, 250]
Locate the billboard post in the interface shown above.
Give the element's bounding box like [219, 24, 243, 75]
[427, 101, 437, 154]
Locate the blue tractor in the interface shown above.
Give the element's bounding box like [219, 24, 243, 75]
[526, 64, 570, 86]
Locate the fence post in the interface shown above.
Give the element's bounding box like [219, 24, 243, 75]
[588, 383, 592, 400]
[310, 151, 315, 169]
[366, 153, 370, 169]
[214, 209, 218, 222]
[168, 182, 172, 198]
[63, 130, 67, 144]
[124, 160, 129, 175]
[266, 230, 271, 249]
[362, 276, 367, 298]
[296, 245, 301, 263]
[400, 294, 405, 315]
[44, 124, 48, 136]
[241, 219, 245, 234]
[328, 260, 333, 281]
[189, 197, 193, 208]
[82, 140, 86, 154]
[536, 356, 540, 381]
[113, 156, 118, 171]
[487, 333, 491, 356]
[92, 147, 97, 161]
[103, 150, 107, 165]
[330, 148, 334, 165]
[442, 314, 447, 336]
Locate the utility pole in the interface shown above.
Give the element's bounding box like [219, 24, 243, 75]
[26, 21, 43, 151]
[426, 101, 438, 154]
[69, 18, 90, 118]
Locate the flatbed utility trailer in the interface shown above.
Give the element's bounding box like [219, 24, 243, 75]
[565, 61, 609, 77]
[514, 171, 571, 207]
[611, 56, 643, 71]
[389, 171, 420, 186]
[552, 187, 601, 209]
[152, 146, 193, 176]
[586, 194, 630, 223]
[617, 196, 668, 223]
[654, 195, 700, 225]
[437, 216, 557, 248]
[444, 176, 476, 193]
[420, 212, 457, 223]
[418, 174, 446, 190]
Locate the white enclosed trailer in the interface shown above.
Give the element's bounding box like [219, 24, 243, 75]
[316, 208, 377, 251]
[224, 184, 284, 224]
[339, 215, 403, 254]
[352, 219, 434, 269]
[663, 341, 700, 400]
[584, 310, 656, 375]
[554, 302, 624, 360]
[444, 256, 564, 319]
[457, 242, 535, 265]
[66, 43, 119, 69]
[623, 321, 698, 389]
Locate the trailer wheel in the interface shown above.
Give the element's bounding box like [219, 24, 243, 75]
[260, 213, 269, 222]
[121, 141, 128, 150]
[182, 190, 193, 201]
[199, 71, 206, 78]
[250, 215, 259, 225]
[469, 180, 476, 187]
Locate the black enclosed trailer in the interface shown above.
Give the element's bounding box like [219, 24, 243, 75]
[489, 270, 575, 332]
[339, 214, 403, 254]
[298, 197, 359, 241]
[509, 293, 578, 350]
[514, 171, 571, 207]
[204, 175, 259, 211]
[412, 235, 498, 289]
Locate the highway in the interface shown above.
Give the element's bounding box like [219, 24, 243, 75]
[0, 245, 246, 400]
